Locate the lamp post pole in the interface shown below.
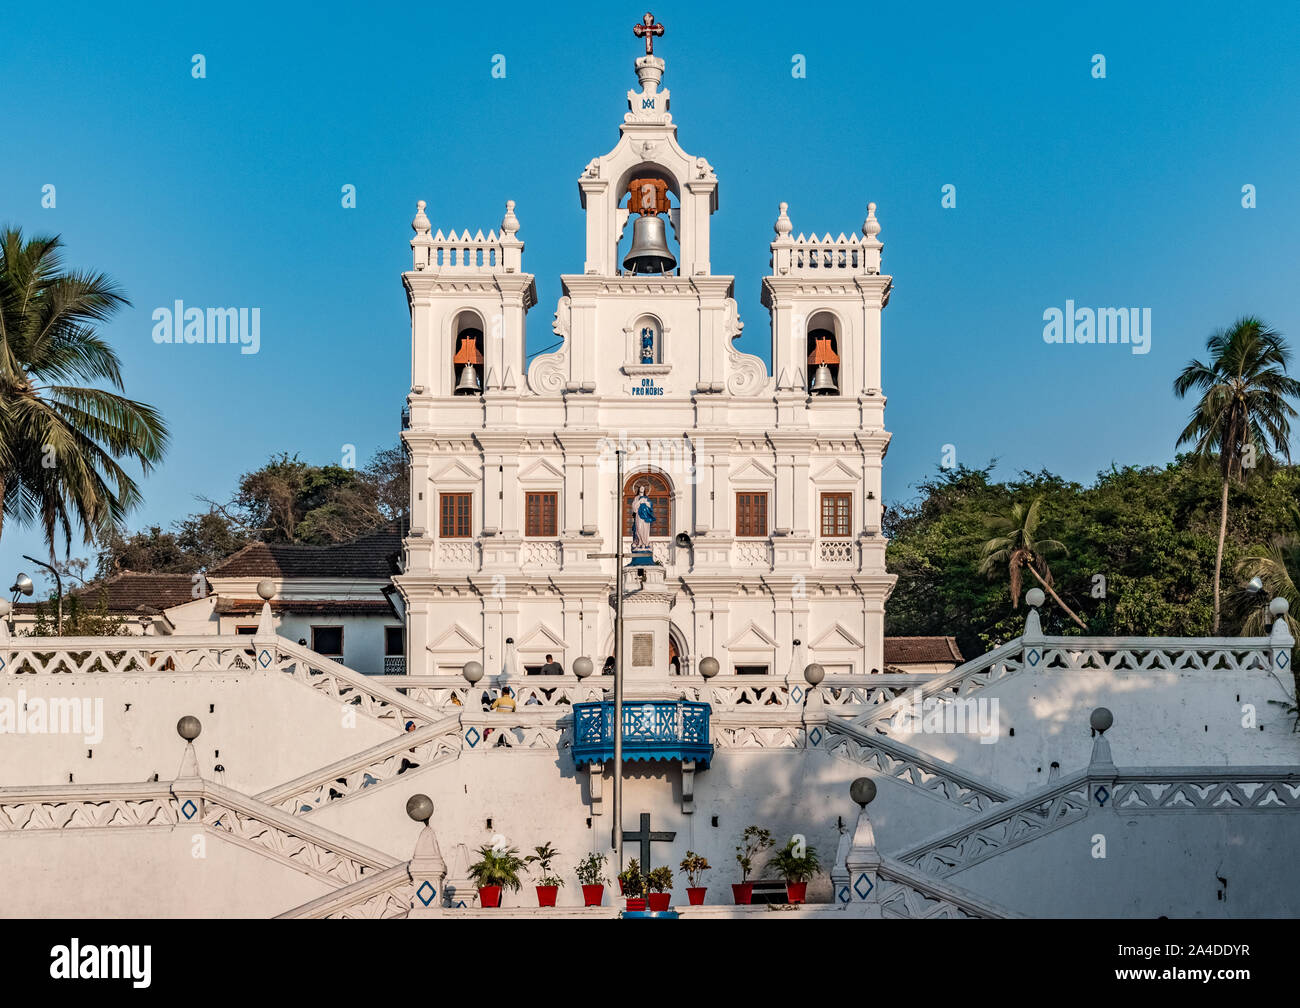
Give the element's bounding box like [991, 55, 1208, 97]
[23, 555, 62, 635]
[613, 449, 625, 871]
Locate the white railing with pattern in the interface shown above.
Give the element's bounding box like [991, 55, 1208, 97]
[893, 765, 1300, 880]
[268, 640, 441, 730]
[256, 715, 463, 815]
[276, 862, 415, 919]
[821, 720, 1013, 814]
[0, 636, 258, 675]
[818, 539, 854, 564]
[0, 780, 398, 887]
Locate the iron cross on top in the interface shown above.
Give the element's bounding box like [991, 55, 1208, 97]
[633, 12, 664, 55]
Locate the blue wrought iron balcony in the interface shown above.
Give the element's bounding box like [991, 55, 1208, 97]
[571, 700, 713, 768]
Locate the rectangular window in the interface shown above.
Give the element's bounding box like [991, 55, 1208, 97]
[384, 627, 404, 656]
[735, 664, 769, 676]
[440, 493, 472, 538]
[735, 492, 768, 538]
[235, 625, 257, 636]
[525, 492, 558, 537]
[312, 626, 344, 656]
[820, 492, 852, 538]
[524, 664, 544, 676]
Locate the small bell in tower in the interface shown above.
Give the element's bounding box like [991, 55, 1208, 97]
[808, 334, 840, 395]
[453, 332, 484, 396]
[622, 177, 677, 275]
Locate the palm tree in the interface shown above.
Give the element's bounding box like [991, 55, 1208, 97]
[1173, 318, 1300, 633]
[1232, 503, 1299, 638]
[0, 227, 168, 554]
[979, 496, 1087, 630]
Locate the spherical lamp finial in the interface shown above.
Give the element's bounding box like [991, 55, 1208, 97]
[1270, 596, 1290, 618]
[850, 777, 877, 808]
[462, 660, 484, 684]
[177, 715, 202, 741]
[1090, 707, 1114, 735]
[698, 656, 720, 679]
[573, 656, 594, 679]
[406, 793, 434, 824]
[803, 662, 825, 686]
[1025, 587, 1045, 609]
[256, 579, 275, 601]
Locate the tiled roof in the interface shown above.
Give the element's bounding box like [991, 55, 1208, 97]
[214, 599, 395, 616]
[883, 636, 964, 664]
[14, 572, 210, 614]
[207, 525, 404, 579]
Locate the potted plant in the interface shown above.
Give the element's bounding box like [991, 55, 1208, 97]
[680, 851, 711, 905]
[645, 866, 674, 911]
[467, 843, 524, 908]
[618, 858, 646, 911]
[732, 825, 773, 905]
[772, 839, 821, 904]
[525, 842, 564, 908]
[576, 852, 608, 907]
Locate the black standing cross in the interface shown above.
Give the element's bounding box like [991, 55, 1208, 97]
[623, 812, 676, 868]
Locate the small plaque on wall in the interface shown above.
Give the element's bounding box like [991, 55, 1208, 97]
[632, 633, 655, 667]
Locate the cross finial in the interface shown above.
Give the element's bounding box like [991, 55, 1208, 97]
[633, 12, 664, 55]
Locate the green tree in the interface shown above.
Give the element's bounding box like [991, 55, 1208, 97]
[0, 228, 168, 552]
[978, 496, 1086, 629]
[1173, 318, 1300, 633]
[1232, 503, 1299, 638]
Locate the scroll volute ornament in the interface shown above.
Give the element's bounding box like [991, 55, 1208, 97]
[626, 178, 671, 216]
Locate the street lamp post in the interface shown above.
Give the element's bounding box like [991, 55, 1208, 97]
[587, 449, 626, 870]
[22, 555, 62, 635]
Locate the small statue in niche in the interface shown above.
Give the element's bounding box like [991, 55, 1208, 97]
[639, 325, 656, 364]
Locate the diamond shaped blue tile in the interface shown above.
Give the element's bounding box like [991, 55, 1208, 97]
[417, 881, 436, 907]
[809, 726, 823, 746]
[1027, 648, 1040, 667]
[465, 727, 480, 748]
[455, 899, 466, 909]
[181, 799, 198, 820]
[854, 872, 873, 899]
[1094, 785, 1109, 807]
[258, 649, 272, 668]
[791, 686, 803, 704]
[1278, 651, 1290, 670]
[0, 656, 6, 672]
[838, 885, 850, 904]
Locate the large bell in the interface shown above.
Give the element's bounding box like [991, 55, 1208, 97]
[810, 363, 838, 394]
[454, 362, 481, 395]
[623, 214, 676, 275]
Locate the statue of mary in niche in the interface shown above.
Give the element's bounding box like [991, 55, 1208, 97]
[631, 482, 655, 551]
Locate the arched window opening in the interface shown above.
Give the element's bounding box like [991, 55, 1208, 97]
[452, 311, 484, 396]
[619, 174, 679, 277]
[622, 471, 672, 540]
[807, 311, 841, 396]
[633, 315, 663, 364]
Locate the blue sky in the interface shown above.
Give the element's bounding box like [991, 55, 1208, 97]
[3, 0, 1299, 594]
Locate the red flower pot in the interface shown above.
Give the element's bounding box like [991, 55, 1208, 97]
[786, 882, 807, 904]
[581, 884, 604, 907]
[617, 878, 626, 895]
[687, 887, 707, 905]
[648, 892, 671, 912]
[536, 885, 558, 908]
[625, 897, 647, 911]
[732, 883, 753, 905]
[478, 885, 502, 908]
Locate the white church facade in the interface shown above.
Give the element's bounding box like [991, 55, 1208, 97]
[0, 15, 1297, 922]
[398, 34, 894, 687]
